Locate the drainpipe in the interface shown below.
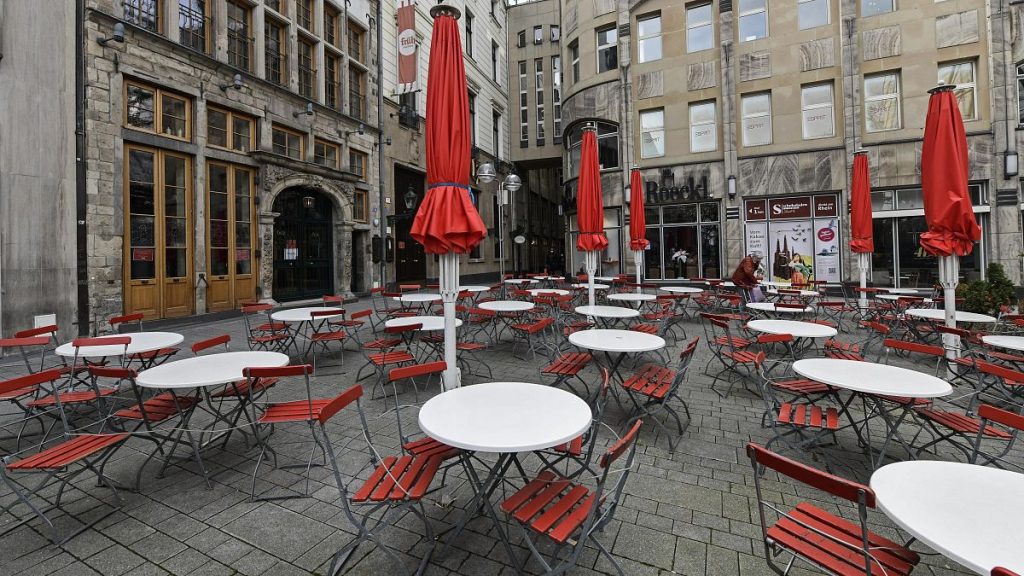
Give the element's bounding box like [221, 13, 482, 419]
[375, 0, 387, 288]
[75, 0, 91, 336]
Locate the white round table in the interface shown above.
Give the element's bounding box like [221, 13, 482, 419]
[384, 315, 464, 331]
[906, 308, 996, 323]
[982, 334, 1024, 352]
[458, 285, 490, 293]
[884, 288, 925, 295]
[794, 358, 952, 467]
[571, 283, 610, 290]
[503, 279, 539, 285]
[706, 280, 736, 287]
[767, 289, 819, 297]
[746, 302, 813, 315]
[594, 276, 619, 283]
[55, 332, 185, 358]
[569, 329, 664, 354]
[136, 351, 290, 389]
[660, 286, 703, 294]
[527, 288, 570, 297]
[393, 293, 442, 304]
[270, 306, 344, 323]
[876, 294, 933, 303]
[607, 293, 656, 307]
[419, 382, 591, 453]
[871, 461, 1024, 575]
[575, 305, 641, 321]
[479, 300, 535, 313]
[759, 281, 792, 288]
[746, 320, 836, 339]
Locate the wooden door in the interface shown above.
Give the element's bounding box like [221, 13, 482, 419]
[207, 163, 256, 312]
[162, 153, 193, 317]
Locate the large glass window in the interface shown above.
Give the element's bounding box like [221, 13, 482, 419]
[325, 53, 342, 110]
[314, 139, 341, 169]
[325, 5, 341, 48]
[535, 59, 545, 142]
[519, 61, 529, 144]
[686, 3, 714, 53]
[534, 25, 543, 44]
[569, 41, 580, 82]
[1017, 63, 1024, 124]
[206, 107, 253, 152]
[637, 13, 662, 63]
[125, 0, 161, 32]
[938, 60, 977, 121]
[349, 65, 367, 120]
[552, 56, 563, 143]
[348, 21, 366, 63]
[125, 82, 192, 141]
[741, 92, 772, 147]
[272, 125, 304, 159]
[226, 0, 251, 71]
[639, 108, 665, 158]
[264, 17, 287, 85]
[801, 82, 835, 139]
[206, 162, 255, 311]
[298, 37, 317, 99]
[566, 122, 620, 177]
[862, 0, 894, 17]
[569, 209, 623, 276]
[864, 71, 901, 132]
[596, 26, 618, 73]
[465, 10, 474, 57]
[738, 0, 768, 41]
[798, 0, 830, 30]
[642, 202, 721, 280]
[178, 0, 210, 54]
[689, 101, 717, 153]
[297, 0, 313, 31]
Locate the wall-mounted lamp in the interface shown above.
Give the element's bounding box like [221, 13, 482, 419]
[385, 136, 392, 146]
[727, 175, 737, 199]
[476, 162, 497, 184]
[293, 102, 314, 118]
[221, 73, 244, 92]
[345, 123, 366, 139]
[1006, 151, 1019, 179]
[404, 186, 418, 210]
[97, 22, 126, 46]
[302, 195, 316, 209]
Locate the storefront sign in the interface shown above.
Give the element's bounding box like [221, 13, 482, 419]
[235, 249, 251, 262]
[132, 248, 154, 261]
[745, 199, 767, 221]
[744, 193, 842, 283]
[395, 0, 418, 94]
[768, 196, 812, 219]
[284, 240, 298, 261]
[814, 194, 838, 217]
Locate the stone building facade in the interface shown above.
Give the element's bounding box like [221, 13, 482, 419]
[551, 0, 1024, 288]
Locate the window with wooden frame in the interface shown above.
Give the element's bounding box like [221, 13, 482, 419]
[353, 189, 368, 221]
[298, 36, 317, 99]
[325, 4, 341, 48]
[296, 0, 314, 32]
[124, 144, 194, 319]
[124, 0, 161, 32]
[349, 65, 367, 120]
[206, 162, 256, 311]
[178, 0, 211, 53]
[348, 20, 366, 63]
[124, 81, 192, 141]
[226, 0, 252, 71]
[265, 0, 282, 13]
[264, 16, 287, 86]
[272, 125, 305, 159]
[314, 139, 341, 168]
[325, 53, 343, 110]
[206, 106, 255, 152]
[348, 149, 368, 180]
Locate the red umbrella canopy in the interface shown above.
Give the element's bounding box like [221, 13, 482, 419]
[628, 167, 649, 250]
[575, 127, 608, 252]
[849, 152, 874, 253]
[409, 7, 486, 255]
[919, 86, 981, 257]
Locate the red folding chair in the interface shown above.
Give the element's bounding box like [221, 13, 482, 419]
[746, 443, 920, 576]
[540, 351, 593, 397]
[192, 334, 276, 449]
[510, 316, 556, 361]
[240, 304, 289, 351]
[913, 402, 1018, 464]
[110, 313, 179, 367]
[756, 360, 840, 467]
[993, 568, 1021, 576]
[354, 323, 418, 399]
[304, 309, 347, 370]
[536, 369, 611, 478]
[621, 337, 698, 452]
[385, 362, 461, 467]
[0, 335, 51, 374]
[331, 308, 372, 343]
[500, 420, 644, 576]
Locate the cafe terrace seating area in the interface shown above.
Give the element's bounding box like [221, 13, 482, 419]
[0, 276, 1021, 576]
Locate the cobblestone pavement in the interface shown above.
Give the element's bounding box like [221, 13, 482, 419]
[0, 297, 1004, 576]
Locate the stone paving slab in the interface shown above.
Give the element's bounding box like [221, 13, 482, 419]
[0, 296, 1011, 575]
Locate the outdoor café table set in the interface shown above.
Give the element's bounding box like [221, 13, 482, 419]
[746, 319, 836, 357]
[269, 306, 345, 356]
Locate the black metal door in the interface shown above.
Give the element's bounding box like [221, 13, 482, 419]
[394, 167, 426, 283]
[273, 189, 334, 301]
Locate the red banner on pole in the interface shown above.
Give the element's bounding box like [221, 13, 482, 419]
[396, 0, 418, 95]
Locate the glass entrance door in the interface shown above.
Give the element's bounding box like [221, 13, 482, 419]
[272, 190, 334, 301]
[871, 215, 984, 288]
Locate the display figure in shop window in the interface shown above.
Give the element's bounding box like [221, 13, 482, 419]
[671, 248, 689, 278]
[788, 253, 812, 285]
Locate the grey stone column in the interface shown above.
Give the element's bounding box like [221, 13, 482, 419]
[336, 221, 354, 296]
[258, 211, 279, 302]
[720, 7, 742, 274]
[990, 1, 1022, 280]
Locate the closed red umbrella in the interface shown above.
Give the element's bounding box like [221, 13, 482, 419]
[575, 126, 607, 307]
[920, 84, 981, 341]
[849, 151, 873, 309]
[409, 4, 484, 389]
[628, 167, 648, 290]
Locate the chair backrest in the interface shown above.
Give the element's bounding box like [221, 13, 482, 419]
[0, 368, 63, 398]
[88, 365, 138, 379]
[883, 338, 943, 359]
[978, 404, 1024, 433]
[317, 384, 364, 424]
[384, 323, 421, 335]
[243, 364, 312, 379]
[992, 568, 1021, 576]
[975, 359, 1024, 385]
[350, 309, 372, 320]
[73, 336, 131, 348]
[398, 284, 421, 292]
[0, 336, 51, 372]
[14, 324, 59, 339]
[311, 309, 343, 319]
[747, 443, 874, 505]
[241, 303, 273, 314]
[192, 334, 230, 355]
[323, 295, 343, 305]
[388, 360, 446, 383]
[756, 333, 793, 344]
[774, 302, 807, 310]
[110, 312, 145, 331]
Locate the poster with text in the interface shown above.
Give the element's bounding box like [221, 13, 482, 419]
[768, 221, 814, 283]
[744, 222, 768, 278]
[813, 218, 841, 282]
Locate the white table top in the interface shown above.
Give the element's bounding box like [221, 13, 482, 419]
[569, 329, 665, 353]
[981, 334, 1024, 352]
[418, 382, 592, 453]
[766, 289, 820, 297]
[884, 288, 926, 295]
[608, 293, 657, 302]
[270, 306, 345, 323]
[660, 286, 703, 294]
[871, 461, 1024, 575]
[594, 276, 619, 282]
[746, 302, 814, 314]
[575, 305, 641, 319]
[136, 351, 289, 389]
[746, 320, 837, 338]
[876, 294, 933, 303]
[55, 332, 185, 358]
[759, 281, 792, 287]
[531, 275, 565, 281]
[384, 315, 464, 331]
[793, 358, 952, 397]
[571, 283, 610, 290]
[705, 281, 736, 287]
[479, 300, 535, 313]
[527, 288, 571, 297]
[906, 308, 996, 323]
[394, 293, 442, 303]
[459, 285, 490, 293]
[503, 279, 539, 285]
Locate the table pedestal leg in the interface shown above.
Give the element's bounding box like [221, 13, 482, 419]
[437, 452, 519, 567]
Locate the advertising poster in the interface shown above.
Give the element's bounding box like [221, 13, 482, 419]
[814, 218, 840, 282]
[396, 0, 418, 94]
[744, 222, 768, 278]
[768, 221, 814, 283]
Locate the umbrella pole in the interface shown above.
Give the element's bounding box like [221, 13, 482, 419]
[858, 252, 869, 315]
[634, 250, 643, 293]
[440, 252, 461, 390]
[939, 255, 960, 359]
[585, 250, 597, 310]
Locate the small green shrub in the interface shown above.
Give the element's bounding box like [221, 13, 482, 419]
[955, 263, 1016, 315]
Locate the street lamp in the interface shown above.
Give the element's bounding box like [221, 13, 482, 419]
[403, 186, 418, 210]
[500, 173, 522, 280]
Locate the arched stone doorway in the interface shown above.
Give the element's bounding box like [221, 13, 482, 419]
[271, 188, 335, 301]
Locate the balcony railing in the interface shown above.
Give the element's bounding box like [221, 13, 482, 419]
[265, 48, 287, 86]
[398, 105, 420, 130]
[349, 90, 366, 121]
[299, 65, 317, 99]
[326, 81, 342, 111]
[179, 14, 213, 55]
[227, 32, 253, 72]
